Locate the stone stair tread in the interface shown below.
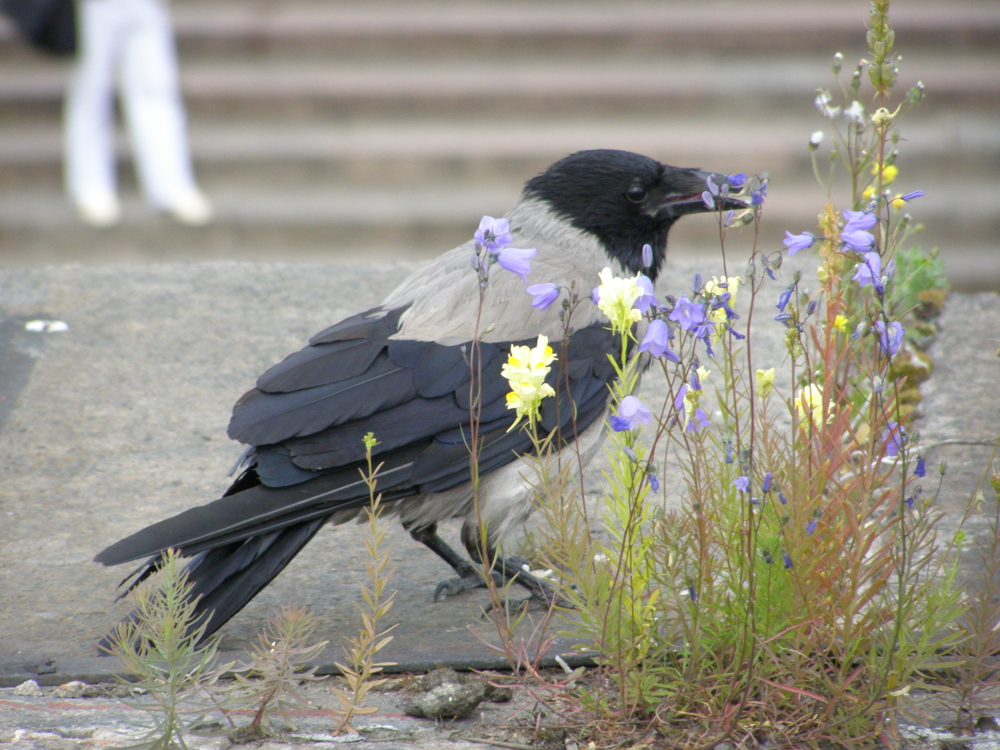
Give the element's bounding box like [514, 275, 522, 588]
[2, 117, 996, 171]
[156, 2, 1000, 41]
[1, 54, 995, 105]
[4, 1, 997, 43]
[0, 181, 984, 227]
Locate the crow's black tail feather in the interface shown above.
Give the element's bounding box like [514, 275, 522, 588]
[99, 516, 328, 650]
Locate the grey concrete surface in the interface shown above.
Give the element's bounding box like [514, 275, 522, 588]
[0, 257, 997, 686]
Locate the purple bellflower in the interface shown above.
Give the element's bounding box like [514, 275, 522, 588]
[783, 552, 793, 569]
[474, 216, 512, 252]
[635, 274, 658, 312]
[842, 210, 877, 233]
[669, 295, 707, 331]
[687, 408, 710, 433]
[881, 421, 907, 457]
[841, 229, 876, 253]
[639, 319, 680, 362]
[852, 252, 882, 290]
[783, 231, 815, 256]
[526, 283, 560, 310]
[776, 287, 793, 312]
[649, 474, 660, 492]
[806, 518, 818, 536]
[494, 246, 536, 281]
[641, 243, 653, 269]
[762, 471, 773, 493]
[874, 320, 905, 357]
[610, 395, 652, 432]
[915, 456, 926, 477]
[734, 475, 750, 493]
[900, 190, 924, 202]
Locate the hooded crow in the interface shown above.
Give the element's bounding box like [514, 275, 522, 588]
[94, 149, 752, 642]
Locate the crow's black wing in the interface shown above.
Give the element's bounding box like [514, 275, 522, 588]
[95, 306, 621, 638]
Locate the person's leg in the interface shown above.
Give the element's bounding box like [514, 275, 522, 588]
[64, 0, 124, 226]
[119, 0, 212, 224]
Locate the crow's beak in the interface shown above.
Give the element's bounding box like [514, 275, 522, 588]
[651, 168, 757, 220]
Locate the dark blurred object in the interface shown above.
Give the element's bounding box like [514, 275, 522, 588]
[1, 0, 76, 55]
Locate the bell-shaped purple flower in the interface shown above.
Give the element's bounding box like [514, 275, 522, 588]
[783, 231, 815, 256]
[762, 471, 773, 493]
[842, 229, 876, 253]
[474, 216, 512, 252]
[649, 474, 660, 492]
[526, 282, 559, 310]
[701, 191, 715, 209]
[915, 456, 926, 478]
[638, 319, 680, 363]
[874, 320, 905, 357]
[610, 395, 652, 432]
[668, 295, 707, 332]
[733, 475, 750, 493]
[495, 246, 537, 281]
[881, 421, 907, 457]
[687, 408, 710, 433]
[634, 274, 658, 312]
[842, 210, 877, 233]
[852, 252, 882, 289]
[641, 243, 653, 269]
[900, 190, 924, 202]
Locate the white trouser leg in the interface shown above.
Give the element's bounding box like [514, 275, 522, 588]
[118, 0, 198, 209]
[64, 0, 124, 204]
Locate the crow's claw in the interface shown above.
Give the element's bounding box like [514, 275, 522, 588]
[481, 587, 570, 616]
[433, 570, 503, 602]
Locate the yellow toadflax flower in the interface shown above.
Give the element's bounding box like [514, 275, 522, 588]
[703, 275, 740, 330]
[755, 367, 775, 398]
[596, 267, 643, 334]
[502, 335, 556, 430]
[833, 314, 849, 332]
[795, 383, 834, 429]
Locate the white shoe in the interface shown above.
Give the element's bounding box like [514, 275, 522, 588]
[167, 189, 214, 226]
[75, 192, 122, 227]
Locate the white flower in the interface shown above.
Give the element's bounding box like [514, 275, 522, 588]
[843, 100, 865, 123]
[814, 90, 841, 119]
[809, 130, 824, 148]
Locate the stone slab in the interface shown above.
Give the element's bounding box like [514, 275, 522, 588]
[0, 259, 996, 683]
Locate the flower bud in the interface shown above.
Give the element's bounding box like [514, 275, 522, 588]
[907, 81, 925, 104]
[809, 131, 824, 150]
[832, 52, 843, 74]
[851, 64, 863, 91]
[806, 299, 818, 316]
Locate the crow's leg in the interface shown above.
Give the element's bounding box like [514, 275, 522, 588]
[461, 526, 562, 608]
[407, 523, 502, 601]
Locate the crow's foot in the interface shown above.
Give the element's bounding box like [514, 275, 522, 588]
[433, 569, 503, 602]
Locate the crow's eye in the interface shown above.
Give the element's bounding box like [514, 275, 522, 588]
[626, 184, 647, 203]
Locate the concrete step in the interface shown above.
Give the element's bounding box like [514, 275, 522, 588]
[1, 183, 993, 290]
[3, 1, 996, 60]
[2, 53, 995, 122]
[3, 115, 996, 187]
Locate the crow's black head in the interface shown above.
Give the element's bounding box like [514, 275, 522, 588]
[524, 149, 746, 280]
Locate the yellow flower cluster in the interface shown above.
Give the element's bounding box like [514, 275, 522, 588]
[502, 335, 557, 430]
[703, 275, 740, 332]
[862, 162, 898, 200]
[596, 267, 642, 334]
[755, 367, 775, 398]
[795, 383, 834, 429]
